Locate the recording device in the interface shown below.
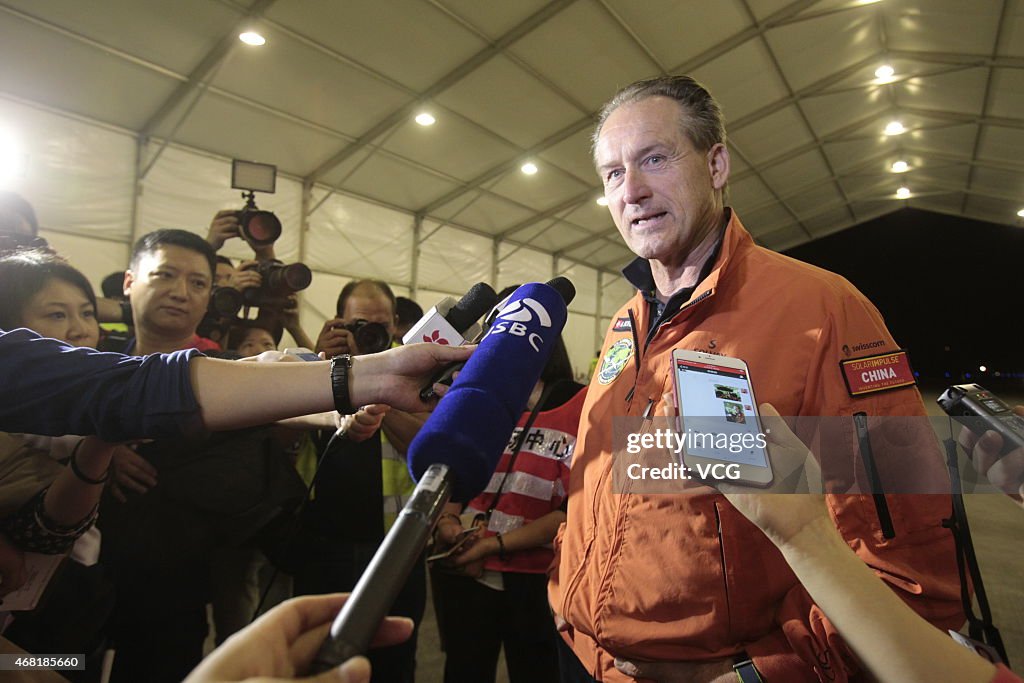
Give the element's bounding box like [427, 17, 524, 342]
[402, 282, 498, 346]
[240, 260, 312, 308]
[671, 349, 773, 487]
[409, 279, 572, 502]
[419, 277, 575, 401]
[310, 280, 570, 672]
[938, 384, 1024, 457]
[236, 191, 281, 247]
[335, 319, 391, 355]
[209, 285, 244, 318]
[425, 525, 477, 563]
[198, 260, 310, 342]
[232, 159, 281, 247]
[311, 464, 453, 672]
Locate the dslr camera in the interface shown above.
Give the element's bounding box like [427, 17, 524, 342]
[337, 319, 391, 354]
[231, 158, 281, 247]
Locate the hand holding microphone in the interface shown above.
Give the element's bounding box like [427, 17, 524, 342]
[309, 278, 574, 672]
[420, 277, 576, 403]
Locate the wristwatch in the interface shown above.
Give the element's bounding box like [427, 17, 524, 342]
[331, 354, 355, 414]
[733, 652, 763, 683]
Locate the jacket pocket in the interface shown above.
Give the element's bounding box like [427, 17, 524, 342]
[714, 500, 798, 641]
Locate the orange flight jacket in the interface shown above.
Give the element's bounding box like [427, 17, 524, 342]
[549, 212, 962, 682]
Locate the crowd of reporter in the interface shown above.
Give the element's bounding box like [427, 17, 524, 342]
[0, 184, 1021, 683]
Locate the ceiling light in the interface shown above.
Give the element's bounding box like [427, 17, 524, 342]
[596, 196, 609, 206]
[884, 120, 906, 136]
[891, 160, 909, 173]
[896, 187, 911, 199]
[521, 162, 538, 175]
[239, 32, 266, 46]
[1018, 208, 1024, 218]
[414, 112, 436, 126]
[875, 64, 895, 80]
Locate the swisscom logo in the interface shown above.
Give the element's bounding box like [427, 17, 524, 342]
[485, 297, 551, 352]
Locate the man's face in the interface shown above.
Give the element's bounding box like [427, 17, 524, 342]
[125, 244, 212, 339]
[595, 96, 729, 266]
[214, 261, 235, 287]
[342, 292, 396, 356]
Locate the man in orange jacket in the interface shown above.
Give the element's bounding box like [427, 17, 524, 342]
[548, 76, 962, 682]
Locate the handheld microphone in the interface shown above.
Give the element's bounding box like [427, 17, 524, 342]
[409, 279, 571, 502]
[420, 277, 576, 401]
[309, 280, 571, 673]
[402, 282, 497, 346]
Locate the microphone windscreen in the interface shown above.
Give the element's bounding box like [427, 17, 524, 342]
[545, 276, 576, 306]
[445, 282, 498, 334]
[408, 282, 568, 501]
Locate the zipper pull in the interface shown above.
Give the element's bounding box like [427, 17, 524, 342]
[624, 307, 642, 406]
[641, 398, 655, 420]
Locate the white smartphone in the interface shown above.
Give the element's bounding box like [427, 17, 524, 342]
[670, 349, 774, 488]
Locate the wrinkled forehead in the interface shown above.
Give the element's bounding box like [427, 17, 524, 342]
[344, 292, 395, 323]
[594, 96, 689, 166]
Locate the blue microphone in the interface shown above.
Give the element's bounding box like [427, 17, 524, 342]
[408, 280, 570, 502]
[310, 279, 572, 674]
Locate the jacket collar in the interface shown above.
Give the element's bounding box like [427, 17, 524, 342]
[620, 208, 756, 324]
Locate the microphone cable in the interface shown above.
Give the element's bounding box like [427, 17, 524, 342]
[250, 424, 348, 622]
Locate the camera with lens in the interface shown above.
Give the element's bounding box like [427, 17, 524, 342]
[231, 158, 282, 247]
[337, 319, 391, 354]
[236, 191, 281, 247]
[240, 260, 312, 308]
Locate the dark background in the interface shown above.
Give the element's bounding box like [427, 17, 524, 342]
[784, 208, 1023, 392]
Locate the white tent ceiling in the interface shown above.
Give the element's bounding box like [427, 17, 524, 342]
[1, 0, 1022, 271]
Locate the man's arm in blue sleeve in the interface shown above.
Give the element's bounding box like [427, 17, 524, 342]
[0, 328, 205, 441]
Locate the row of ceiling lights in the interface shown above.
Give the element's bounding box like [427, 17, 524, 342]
[238, 35, 1022, 217]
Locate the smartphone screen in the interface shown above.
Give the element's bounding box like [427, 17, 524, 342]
[673, 355, 769, 469]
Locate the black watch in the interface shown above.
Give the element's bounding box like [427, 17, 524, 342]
[331, 354, 355, 414]
[732, 652, 763, 683]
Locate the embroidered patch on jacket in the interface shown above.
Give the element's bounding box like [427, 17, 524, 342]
[612, 317, 632, 332]
[840, 350, 916, 397]
[598, 338, 634, 385]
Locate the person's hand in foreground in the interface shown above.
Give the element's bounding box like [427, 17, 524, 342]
[351, 342, 471, 412]
[715, 402, 826, 547]
[109, 444, 158, 502]
[192, 343, 471, 433]
[958, 404, 1024, 501]
[612, 404, 822, 682]
[183, 593, 413, 683]
[340, 404, 390, 442]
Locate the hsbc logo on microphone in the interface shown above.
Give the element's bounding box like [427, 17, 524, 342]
[484, 297, 551, 352]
